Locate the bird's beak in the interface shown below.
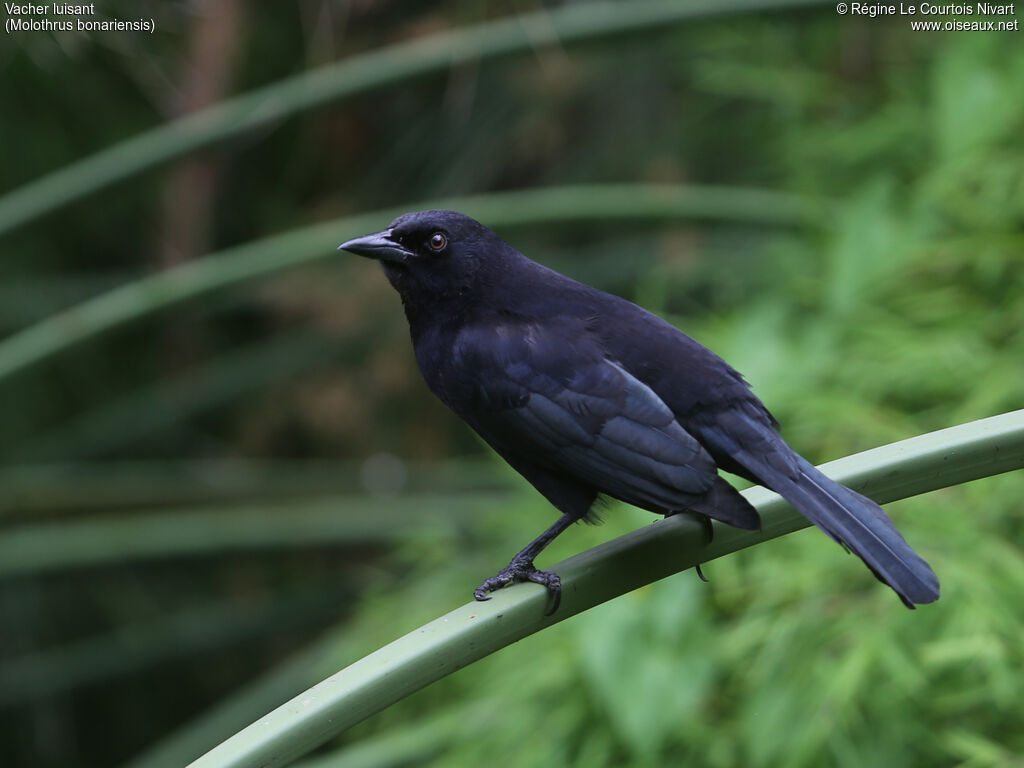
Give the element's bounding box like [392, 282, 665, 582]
[337, 229, 412, 263]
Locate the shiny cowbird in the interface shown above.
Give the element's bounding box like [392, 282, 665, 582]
[340, 210, 939, 613]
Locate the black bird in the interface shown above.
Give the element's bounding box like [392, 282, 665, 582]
[340, 210, 939, 613]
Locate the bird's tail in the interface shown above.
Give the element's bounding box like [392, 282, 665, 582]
[693, 405, 938, 606]
[777, 454, 939, 607]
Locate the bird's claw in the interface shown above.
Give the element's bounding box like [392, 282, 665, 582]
[474, 558, 562, 615]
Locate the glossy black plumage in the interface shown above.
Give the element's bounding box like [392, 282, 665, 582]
[340, 210, 939, 611]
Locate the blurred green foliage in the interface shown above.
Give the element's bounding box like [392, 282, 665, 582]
[1, 3, 1021, 768]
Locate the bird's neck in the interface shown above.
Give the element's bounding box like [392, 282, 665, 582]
[401, 292, 471, 343]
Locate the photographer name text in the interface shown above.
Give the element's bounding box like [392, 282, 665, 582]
[835, 2, 1018, 28]
[844, 2, 1013, 12]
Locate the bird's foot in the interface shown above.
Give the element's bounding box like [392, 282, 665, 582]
[694, 514, 712, 583]
[665, 511, 713, 582]
[694, 512, 715, 543]
[474, 556, 562, 615]
[665, 510, 716, 542]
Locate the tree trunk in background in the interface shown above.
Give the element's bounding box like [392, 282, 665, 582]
[160, 0, 244, 267]
[158, 0, 245, 376]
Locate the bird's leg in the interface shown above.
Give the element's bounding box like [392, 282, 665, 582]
[666, 510, 714, 582]
[695, 513, 715, 543]
[474, 512, 576, 615]
[695, 513, 714, 582]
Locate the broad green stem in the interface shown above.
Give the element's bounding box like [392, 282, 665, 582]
[187, 410, 1024, 768]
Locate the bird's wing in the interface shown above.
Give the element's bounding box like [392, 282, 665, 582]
[451, 321, 718, 511]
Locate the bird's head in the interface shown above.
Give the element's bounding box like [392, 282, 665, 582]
[339, 210, 501, 306]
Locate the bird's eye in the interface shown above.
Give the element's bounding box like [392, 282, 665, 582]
[427, 232, 447, 252]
